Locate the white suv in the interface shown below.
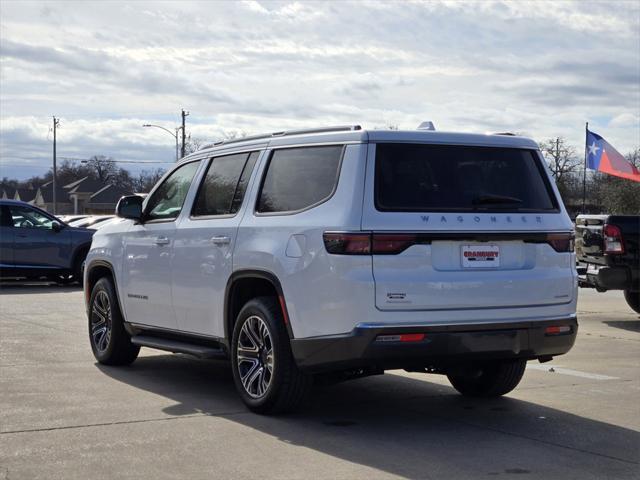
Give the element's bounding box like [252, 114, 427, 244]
[84, 125, 578, 413]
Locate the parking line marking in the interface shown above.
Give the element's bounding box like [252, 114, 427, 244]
[527, 364, 619, 380]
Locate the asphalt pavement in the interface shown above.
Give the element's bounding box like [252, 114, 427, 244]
[0, 283, 638, 479]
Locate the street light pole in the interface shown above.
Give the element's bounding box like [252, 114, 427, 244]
[52, 116, 60, 214]
[181, 109, 189, 159]
[142, 124, 181, 162]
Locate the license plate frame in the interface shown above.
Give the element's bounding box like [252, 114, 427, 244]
[461, 244, 500, 268]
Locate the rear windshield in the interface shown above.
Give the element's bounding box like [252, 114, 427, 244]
[375, 143, 558, 212]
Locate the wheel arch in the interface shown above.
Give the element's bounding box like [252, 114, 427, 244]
[85, 259, 125, 318]
[71, 242, 92, 271]
[224, 269, 293, 346]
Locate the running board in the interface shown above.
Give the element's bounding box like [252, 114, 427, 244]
[131, 335, 227, 359]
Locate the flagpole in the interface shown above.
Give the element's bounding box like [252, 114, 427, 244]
[582, 121, 588, 214]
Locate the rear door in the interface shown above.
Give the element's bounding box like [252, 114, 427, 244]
[171, 150, 261, 337]
[0, 206, 14, 268]
[362, 142, 574, 312]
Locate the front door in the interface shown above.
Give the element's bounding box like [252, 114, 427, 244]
[120, 160, 201, 330]
[171, 151, 261, 337]
[8, 204, 71, 270]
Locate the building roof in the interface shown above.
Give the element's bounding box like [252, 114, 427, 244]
[89, 184, 130, 204]
[15, 188, 37, 202]
[38, 183, 70, 203]
[64, 176, 105, 193]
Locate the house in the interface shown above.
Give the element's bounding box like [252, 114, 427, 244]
[32, 181, 74, 214]
[1, 186, 37, 203]
[85, 184, 131, 214]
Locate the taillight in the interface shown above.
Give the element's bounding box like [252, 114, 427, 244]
[603, 224, 624, 254]
[546, 233, 574, 252]
[545, 325, 572, 336]
[376, 333, 426, 342]
[323, 232, 423, 255]
[371, 234, 417, 254]
[323, 233, 371, 255]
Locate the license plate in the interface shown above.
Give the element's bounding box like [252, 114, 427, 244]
[461, 245, 500, 268]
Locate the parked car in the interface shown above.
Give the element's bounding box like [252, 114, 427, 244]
[0, 199, 94, 283]
[576, 214, 639, 313]
[58, 214, 90, 223]
[84, 125, 578, 413]
[67, 215, 114, 230]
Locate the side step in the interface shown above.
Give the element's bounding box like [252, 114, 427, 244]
[131, 335, 227, 359]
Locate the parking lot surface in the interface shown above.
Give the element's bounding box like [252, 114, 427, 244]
[1, 284, 638, 479]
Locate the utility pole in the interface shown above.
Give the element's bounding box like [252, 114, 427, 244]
[181, 109, 189, 159]
[52, 116, 60, 214]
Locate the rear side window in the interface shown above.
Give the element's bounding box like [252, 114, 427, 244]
[193, 151, 259, 217]
[375, 144, 557, 212]
[257, 146, 343, 214]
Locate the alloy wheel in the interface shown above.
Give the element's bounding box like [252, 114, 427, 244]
[236, 315, 274, 398]
[91, 290, 112, 353]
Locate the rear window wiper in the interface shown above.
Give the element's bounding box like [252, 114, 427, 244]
[472, 194, 523, 206]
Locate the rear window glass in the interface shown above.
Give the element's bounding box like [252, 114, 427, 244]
[375, 143, 557, 212]
[257, 146, 343, 214]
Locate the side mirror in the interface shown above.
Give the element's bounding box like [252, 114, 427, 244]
[116, 195, 144, 221]
[51, 221, 63, 232]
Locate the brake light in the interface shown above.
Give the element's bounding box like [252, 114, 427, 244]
[546, 233, 574, 252]
[603, 224, 624, 254]
[376, 333, 426, 342]
[545, 325, 572, 336]
[372, 234, 417, 254]
[323, 233, 371, 255]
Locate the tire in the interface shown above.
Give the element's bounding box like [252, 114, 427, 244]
[447, 359, 527, 397]
[231, 297, 312, 414]
[72, 250, 88, 286]
[624, 289, 640, 314]
[88, 277, 140, 365]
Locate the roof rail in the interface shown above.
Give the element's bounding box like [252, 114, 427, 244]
[201, 125, 362, 149]
[492, 132, 516, 136]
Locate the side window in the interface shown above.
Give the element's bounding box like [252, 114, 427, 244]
[256, 146, 343, 214]
[193, 151, 260, 217]
[9, 205, 55, 229]
[145, 161, 200, 221]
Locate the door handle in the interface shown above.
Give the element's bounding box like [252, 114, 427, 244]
[154, 236, 170, 246]
[210, 236, 231, 245]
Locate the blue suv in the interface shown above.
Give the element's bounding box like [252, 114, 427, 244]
[0, 199, 94, 283]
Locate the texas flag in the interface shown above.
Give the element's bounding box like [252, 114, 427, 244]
[586, 129, 640, 182]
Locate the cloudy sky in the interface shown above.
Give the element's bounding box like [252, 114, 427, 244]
[1, 0, 639, 180]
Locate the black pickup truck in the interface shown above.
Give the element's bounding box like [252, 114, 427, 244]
[575, 215, 640, 313]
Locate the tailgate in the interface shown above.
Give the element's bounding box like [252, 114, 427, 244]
[363, 142, 575, 313]
[575, 216, 606, 265]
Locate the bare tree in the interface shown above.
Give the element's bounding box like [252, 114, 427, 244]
[135, 168, 166, 193]
[539, 137, 582, 199]
[86, 155, 118, 183]
[540, 137, 581, 183]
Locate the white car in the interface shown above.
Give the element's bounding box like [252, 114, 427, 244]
[84, 125, 578, 413]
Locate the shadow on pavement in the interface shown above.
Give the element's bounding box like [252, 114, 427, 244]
[98, 354, 640, 478]
[0, 281, 82, 294]
[604, 320, 640, 333]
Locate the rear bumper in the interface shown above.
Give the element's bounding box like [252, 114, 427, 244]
[579, 265, 635, 291]
[291, 317, 577, 373]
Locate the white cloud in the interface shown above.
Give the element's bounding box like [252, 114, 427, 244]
[0, 0, 638, 179]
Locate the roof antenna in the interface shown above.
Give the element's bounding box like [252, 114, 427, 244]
[417, 121, 435, 131]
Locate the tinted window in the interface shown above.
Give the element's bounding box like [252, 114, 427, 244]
[193, 151, 259, 217]
[257, 146, 343, 213]
[375, 144, 557, 212]
[230, 151, 259, 214]
[9, 205, 55, 229]
[145, 161, 200, 221]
